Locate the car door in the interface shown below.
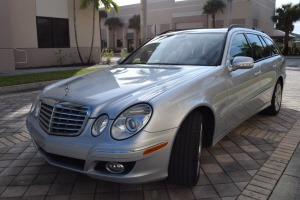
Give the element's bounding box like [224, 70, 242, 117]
[258, 36, 283, 104]
[225, 33, 262, 130]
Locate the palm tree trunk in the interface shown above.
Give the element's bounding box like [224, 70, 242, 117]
[87, 1, 96, 64]
[99, 18, 102, 50]
[284, 31, 289, 55]
[212, 15, 215, 28]
[207, 14, 209, 28]
[140, 0, 147, 44]
[228, 0, 233, 26]
[113, 29, 116, 52]
[73, 0, 84, 63]
[136, 30, 138, 47]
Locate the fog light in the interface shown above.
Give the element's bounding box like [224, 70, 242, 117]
[105, 162, 125, 173]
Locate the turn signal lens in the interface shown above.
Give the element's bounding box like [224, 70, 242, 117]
[143, 142, 168, 155]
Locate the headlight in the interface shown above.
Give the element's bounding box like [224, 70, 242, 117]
[91, 115, 109, 136]
[111, 104, 152, 140]
[30, 92, 42, 114]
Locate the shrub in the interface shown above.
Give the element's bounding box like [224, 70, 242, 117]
[53, 49, 67, 66]
[101, 48, 114, 64]
[120, 49, 129, 58]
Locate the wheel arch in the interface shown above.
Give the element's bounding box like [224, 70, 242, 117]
[277, 76, 284, 86]
[175, 105, 216, 148]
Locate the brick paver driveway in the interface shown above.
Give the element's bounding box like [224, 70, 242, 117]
[0, 59, 300, 200]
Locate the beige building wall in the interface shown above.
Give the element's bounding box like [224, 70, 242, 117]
[10, 0, 38, 48]
[0, 0, 15, 72]
[0, 0, 100, 72]
[103, 0, 275, 51]
[251, 0, 276, 35]
[36, 0, 69, 19]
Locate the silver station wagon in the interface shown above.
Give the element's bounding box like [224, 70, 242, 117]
[27, 25, 286, 186]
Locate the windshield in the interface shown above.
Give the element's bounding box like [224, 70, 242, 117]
[123, 33, 225, 66]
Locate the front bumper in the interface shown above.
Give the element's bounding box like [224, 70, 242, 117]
[26, 114, 177, 184]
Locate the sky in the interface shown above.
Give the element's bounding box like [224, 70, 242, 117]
[112, 0, 300, 34]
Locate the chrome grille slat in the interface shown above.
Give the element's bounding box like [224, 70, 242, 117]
[38, 99, 91, 136]
[39, 116, 50, 127]
[41, 104, 54, 112]
[50, 121, 82, 127]
[40, 112, 51, 121]
[40, 120, 49, 130]
[50, 126, 81, 131]
[53, 110, 86, 118]
[40, 109, 52, 118]
[52, 116, 85, 122]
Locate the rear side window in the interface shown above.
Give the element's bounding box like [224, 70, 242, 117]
[246, 34, 266, 61]
[258, 35, 272, 57]
[229, 34, 252, 63]
[262, 37, 280, 56]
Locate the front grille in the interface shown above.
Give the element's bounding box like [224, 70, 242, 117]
[39, 98, 91, 136]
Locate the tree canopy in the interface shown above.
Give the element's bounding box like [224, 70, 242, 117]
[203, 0, 226, 28]
[272, 3, 300, 55]
[128, 14, 140, 34]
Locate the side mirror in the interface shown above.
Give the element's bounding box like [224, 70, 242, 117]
[117, 57, 125, 64]
[228, 56, 254, 72]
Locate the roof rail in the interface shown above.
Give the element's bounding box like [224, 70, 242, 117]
[228, 24, 264, 33]
[158, 28, 198, 36]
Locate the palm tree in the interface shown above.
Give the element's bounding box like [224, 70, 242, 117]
[79, 0, 119, 63]
[272, 3, 300, 55]
[140, 0, 147, 44]
[203, 0, 226, 28]
[99, 10, 108, 50]
[128, 15, 140, 47]
[105, 17, 123, 51]
[73, 0, 84, 63]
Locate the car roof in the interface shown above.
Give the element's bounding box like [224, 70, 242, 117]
[161, 27, 266, 36]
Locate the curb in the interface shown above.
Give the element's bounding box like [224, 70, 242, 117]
[284, 56, 300, 59]
[0, 80, 61, 94]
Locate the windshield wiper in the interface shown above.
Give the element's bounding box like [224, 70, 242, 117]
[146, 63, 183, 65]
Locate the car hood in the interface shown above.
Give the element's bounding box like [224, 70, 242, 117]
[42, 65, 213, 118]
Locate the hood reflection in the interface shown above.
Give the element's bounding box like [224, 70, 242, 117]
[114, 68, 181, 84]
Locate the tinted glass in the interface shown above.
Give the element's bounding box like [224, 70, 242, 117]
[37, 17, 70, 48]
[123, 33, 225, 66]
[263, 37, 280, 55]
[258, 35, 272, 57]
[246, 34, 266, 60]
[229, 34, 252, 62]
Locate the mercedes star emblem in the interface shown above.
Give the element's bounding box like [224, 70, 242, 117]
[65, 83, 70, 96]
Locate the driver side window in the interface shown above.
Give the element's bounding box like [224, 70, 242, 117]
[229, 34, 252, 63]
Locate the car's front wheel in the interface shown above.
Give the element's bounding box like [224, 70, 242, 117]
[263, 80, 283, 116]
[167, 110, 203, 186]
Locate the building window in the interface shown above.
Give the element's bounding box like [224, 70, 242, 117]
[117, 39, 123, 47]
[101, 40, 107, 48]
[36, 17, 70, 48]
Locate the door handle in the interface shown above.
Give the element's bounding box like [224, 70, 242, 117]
[255, 71, 261, 76]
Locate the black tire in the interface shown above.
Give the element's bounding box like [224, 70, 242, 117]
[263, 80, 283, 116]
[167, 110, 203, 186]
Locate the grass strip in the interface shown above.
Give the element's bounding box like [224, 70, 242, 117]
[0, 68, 103, 87]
